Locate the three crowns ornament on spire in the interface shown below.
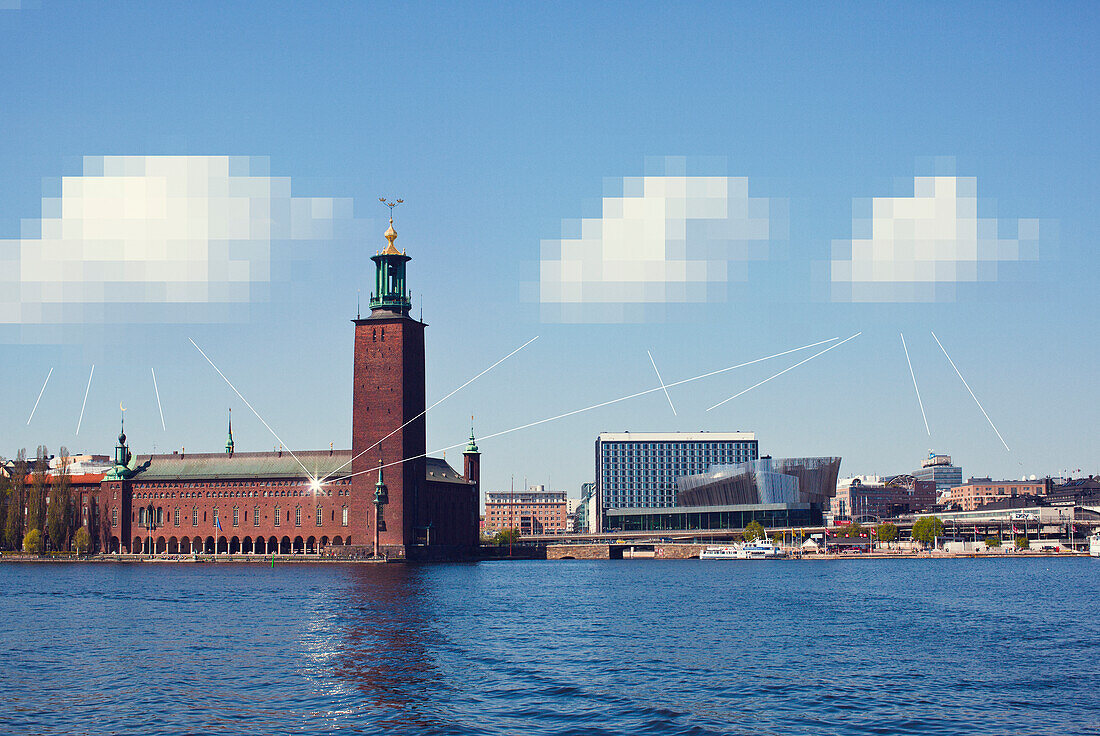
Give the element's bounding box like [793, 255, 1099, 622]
[378, 197, 405, 255]
[379, 197, 404, 219]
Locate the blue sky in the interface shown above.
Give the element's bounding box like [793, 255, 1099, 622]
[1, 1, 1097, 495]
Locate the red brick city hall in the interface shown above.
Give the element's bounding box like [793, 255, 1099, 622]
[90, 217, 481, 560]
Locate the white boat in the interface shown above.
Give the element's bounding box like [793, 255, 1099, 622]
[738, 539, 788, 559]
[699, 540, 788, 560]
[699, 545, 740, 559]
[1090, 532, 1100, 558]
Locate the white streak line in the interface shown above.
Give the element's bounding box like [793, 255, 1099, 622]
[76, 365, 94, 435]
[151, 368, 166, 431]
[647, 350, 677, 416]
[931, 331, 1011, 452]
[26, 368, 53, 425]
[320, 335, 539, 483]
[329, 336, 841, 483]
[189, 338, 314, 478]
[900, 333, 930, 436]
[706, 332, 861, 411]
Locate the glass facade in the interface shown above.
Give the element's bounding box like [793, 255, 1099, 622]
[607, 504, 821, 532]
[913, 463, 963, 493]
[596, 433, 759, 525]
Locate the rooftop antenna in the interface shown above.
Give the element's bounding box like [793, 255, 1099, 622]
[357, 289, 360, 320]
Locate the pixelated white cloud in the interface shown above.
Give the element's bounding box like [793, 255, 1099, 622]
[0, 155, 354, 325]
[539, 173, 780, 322]
[830, 176, 1044, 302]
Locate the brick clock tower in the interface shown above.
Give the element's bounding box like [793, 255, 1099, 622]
[351, 213, 426, 557]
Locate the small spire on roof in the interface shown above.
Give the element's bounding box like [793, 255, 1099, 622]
[226, 408, 235, 456]
[466, 416, 479, 454]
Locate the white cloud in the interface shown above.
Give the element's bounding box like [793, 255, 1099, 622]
[539, 174, 780, 322]
[830, 176, 1043, 302]
[0, 155, 353, 324]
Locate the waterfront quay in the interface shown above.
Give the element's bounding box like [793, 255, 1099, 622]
[543, 542, 1091, 560]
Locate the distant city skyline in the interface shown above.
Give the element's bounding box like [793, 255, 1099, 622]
[1, 2, 1097, 495]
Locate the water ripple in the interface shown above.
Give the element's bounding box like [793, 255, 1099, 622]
[0, 559, 1098, 735]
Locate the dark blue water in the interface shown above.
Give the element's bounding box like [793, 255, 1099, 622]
[0, 559, 1097, 736]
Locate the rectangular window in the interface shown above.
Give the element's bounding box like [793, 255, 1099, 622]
[274, 507, 281, 527]
[213, 508, 219, 528]
[253, 506, 260, 526]
[112, 507, 118, 527]
[341, 506, 348, 527]
[316, 507, 323, 526]
[233, 507, 239, 527]
[174, 508, 180, 527]
[295, 507, 302, 527]
[192, 508, 199, 526]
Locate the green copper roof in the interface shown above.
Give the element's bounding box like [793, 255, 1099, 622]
[131, 451, 352, 481]
[126, 450, 469, 485]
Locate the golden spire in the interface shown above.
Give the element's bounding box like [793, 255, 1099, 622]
[379, 197, 405, 255]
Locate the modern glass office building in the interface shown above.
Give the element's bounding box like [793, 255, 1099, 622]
[913, 452, 963, 494]
[595, 431, 758, 530]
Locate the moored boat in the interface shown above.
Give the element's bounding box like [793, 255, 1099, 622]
[699, 540, 788, 559]
[699, 545, 740, 560]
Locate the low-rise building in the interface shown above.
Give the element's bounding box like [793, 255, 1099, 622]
[945, 478, 1047, 511]
[832, 475, 937, 520]
[484, 486, 568, 535]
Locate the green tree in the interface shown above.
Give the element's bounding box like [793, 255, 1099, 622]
[842, 521, 865, 538]
[0, 475, 9, 550]
[911, 516, 945, 547]
[23, 528, 43, 554]
[1014, 536, 1030, 549]
[4, 449, 27, 551]
[984, 536, 1002, 548]
[742, 520, 766, 541]
[46, 487, 65, 551]
[45, 450, 71, 552]
[57, 447, 75, 550]
[27, 446, 48, 534]
[73, 526, 92, 555]
[492, 528, 520, 546]
[876, 522, 899, 544]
